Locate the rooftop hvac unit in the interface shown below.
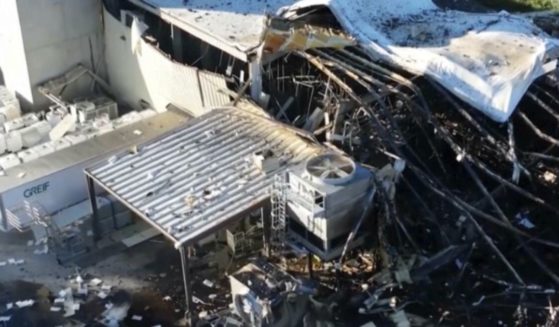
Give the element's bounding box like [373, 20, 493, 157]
[229, 260, 296, 327]
[70, 97, 118, 124]
[286, 153, 373, 260]
[0, 86, 21, 124]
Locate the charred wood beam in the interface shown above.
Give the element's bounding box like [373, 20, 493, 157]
[524, 152, 559, 163]
[517, 111, 559, 147]
[526, 91, 559, 123]
[408, 90, 559, 213]
[429, 81, 528, 178]
[302, 52, 448, 179]
[463, 160, 559, 286]
[301, 50, 559, 251]
[297, 51, 558, 285]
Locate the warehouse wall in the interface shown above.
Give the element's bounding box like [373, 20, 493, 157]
[1, 164, 89, 216]
[0, 162, 91, 232]
[0, 0, 105, 111]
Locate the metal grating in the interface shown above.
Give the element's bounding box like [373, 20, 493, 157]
[86, 107, 324, 248]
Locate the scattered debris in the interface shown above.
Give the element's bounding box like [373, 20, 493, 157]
[15, 300, 34, 308]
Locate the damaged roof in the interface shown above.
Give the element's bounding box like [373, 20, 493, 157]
[285, 0, 559, 122]
[130, 0, 559, 120]
[85, 107, 324, 248]
[128, 0, 298, 60]
[0, 111, 188, 194]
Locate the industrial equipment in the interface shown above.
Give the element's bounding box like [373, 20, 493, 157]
[285, 153, 373, 260]
[230, 260, 297, 327]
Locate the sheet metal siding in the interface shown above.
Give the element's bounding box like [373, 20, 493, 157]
[140, 41, 205, 114]
[88, 108, 323, 246]
[199, 70, 231, 109]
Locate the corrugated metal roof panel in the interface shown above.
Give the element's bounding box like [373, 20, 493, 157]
[86, 107, 324, 248]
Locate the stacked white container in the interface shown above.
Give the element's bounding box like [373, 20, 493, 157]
[0, 86, 21, 124]
[0, 153, 21, 170]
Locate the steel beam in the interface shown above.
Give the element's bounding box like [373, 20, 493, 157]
[86, 176, 101, 242]
[261, 204, 271, 257]
[179, 246, 195, 326]
[0, 197, 7, 232]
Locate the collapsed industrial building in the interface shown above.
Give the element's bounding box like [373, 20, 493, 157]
[0, 0, 559, 326]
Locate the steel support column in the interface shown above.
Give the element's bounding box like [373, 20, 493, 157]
[179, 245, 195, 326]
[86, 176, 101, 242]
[261, 205, 271, 257]
[0, 197, 7, 232]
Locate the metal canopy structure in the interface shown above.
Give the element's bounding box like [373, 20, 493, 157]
[128, 0, 298, 61]
[85, 107, 324, 249]
[0, 110, 188, 231]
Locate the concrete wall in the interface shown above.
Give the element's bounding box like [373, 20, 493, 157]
[0, 0, 33, 104]
[0, 0, 105, 111]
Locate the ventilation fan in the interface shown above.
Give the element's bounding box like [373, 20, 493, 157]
[305, 153, 356, 185]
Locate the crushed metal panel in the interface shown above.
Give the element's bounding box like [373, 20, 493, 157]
[86, 108, 324, 248]
[198, 70, 231, 109]
[262, 18, 356, 54]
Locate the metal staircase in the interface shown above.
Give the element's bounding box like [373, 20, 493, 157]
[25, 201, 88, 264]
[26, 201, 63, 246]
[270, 172, 288, 246]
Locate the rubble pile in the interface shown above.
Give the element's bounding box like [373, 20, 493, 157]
[254, 8, 559, 325]
[2, 2, 559, 326]
[0, 272, 181, 327]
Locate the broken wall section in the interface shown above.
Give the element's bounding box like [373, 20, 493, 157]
[103, 8, 231, 116]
